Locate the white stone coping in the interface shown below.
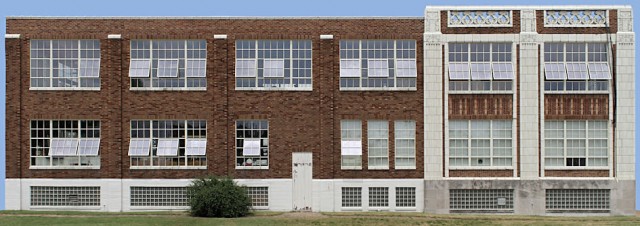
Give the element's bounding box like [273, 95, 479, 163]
[214, 34, 228, 39]
[107, 34, 122, 39]
[426, 5, 631, 11]
[5, 34, 21, 39]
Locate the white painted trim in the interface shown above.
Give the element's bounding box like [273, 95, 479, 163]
[339, 87, 417, 91]
[129, 166, 207, 170]
[5, 34, 21, 39]
[426, 5, 631, 11]
[320, 34, 334, 40]
[107, 34, 121, 39]
[449, 167, 514, 170]
[235, 87, 313, 91]
[29, 87, 101, 91]
[30, 166, 100, 170]
[214, 34, 227, 39]
[129, 87, 207, 91]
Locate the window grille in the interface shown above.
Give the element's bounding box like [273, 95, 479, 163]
[236, 120, 269, 169]
[130, 187, 188, 207]
[546, 189, 610, 212]
[31, 186, 100, 206]
[246, 187, 269, 207]
[30, 40, 101, 88]
[449, 189, 514, 213]
[341, 187, 362, 207]
[395, 187, 416, 207]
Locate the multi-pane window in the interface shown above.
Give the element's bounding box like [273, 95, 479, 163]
[246, 187, 269, 208]
[128, 120, 207, 167]
[544, 120, 608, 167]
[368, 120, 389, 169]
[340, 40, 417, 90]
[395, 120, 416, 169]
[544, 43, 611, 92]
[341, 120, 362, 169]
[450, 189, 514, 212]
[30, 40, 101, 88]
[236, 120, 269, 169]
[341, 187, 362, 207]
[30, 120, 101, 168]
[235, 40, 312, 90]
[130, 187, 188, 207]
[449, 120, 513, 167]
[448, 43, 514, 91]
[129, 40, 207, 89]
[368, 187, 389, 207]
[31, 186, 101, 207]
[395, 187, 416, 207]
[546, 189, 610, 212]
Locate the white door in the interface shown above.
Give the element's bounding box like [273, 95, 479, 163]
[292, 152, 313, 211]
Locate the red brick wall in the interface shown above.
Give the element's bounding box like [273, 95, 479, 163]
[545, 170, 609, 177]
[448, 94, 513, 119]
[449, 170, 513, 177]
[544, 94, 609, 120]
[6, 18, 424, 179]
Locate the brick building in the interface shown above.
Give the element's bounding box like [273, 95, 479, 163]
[4, 5, 635, 215]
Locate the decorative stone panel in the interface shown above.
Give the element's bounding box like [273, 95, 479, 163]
[544, 10, 608, 27]
[448, 10, 512, 27]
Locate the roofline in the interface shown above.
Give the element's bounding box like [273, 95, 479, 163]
[425, 5, 632, 11]
[6, 16, 424, 20]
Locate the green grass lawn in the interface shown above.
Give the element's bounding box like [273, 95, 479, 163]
[1, 210, 639, 226]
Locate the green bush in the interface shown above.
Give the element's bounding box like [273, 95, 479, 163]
[188, 176, 251, 218]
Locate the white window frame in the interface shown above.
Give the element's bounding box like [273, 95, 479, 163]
[367, 120, 389, 170]
[129, 120, 207, 169]
[341, 120, 362, 170]
[394, 120, 416, 170]
[543, 42, 612, 93]
[29, 40, 101, 90]
[339, 40, 417, 91]
[156, 59, 180, 78]
[185, 138, 207, 156]
[543, 120, 610, 170]
[447, 43, 515, 93]
[235, 40, 313, 91]
[29, 120, 101, 169]
[129, 40, 207, 90]
[448, 120, 514, 169]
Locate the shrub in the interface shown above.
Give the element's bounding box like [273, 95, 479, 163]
[188, 176, 251, 218]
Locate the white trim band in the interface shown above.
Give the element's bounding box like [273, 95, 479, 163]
[214, 34, 228, 40]
[320, 34, 334, 40]
[5, 34, 21, 39]
[107, 34, 122, 39]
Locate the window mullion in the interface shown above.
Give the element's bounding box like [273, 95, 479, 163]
[49, 120, 53, 167]
[393, 40, 397, 87]
[359, 40, 363, 87]
[150, 120, 154, 167]
[149, 41, 154, 87]
[489, 120, 493, 167]
[49, 40, 53, 88]
[255, 40, 259, 87]
[290, 40, 293, 87]
[77, 40, 82, 88]
[467, 121, 471, 167]
[184, 40, 188, 88]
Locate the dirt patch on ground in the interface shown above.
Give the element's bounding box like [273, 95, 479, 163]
[271, 212, 328, 219]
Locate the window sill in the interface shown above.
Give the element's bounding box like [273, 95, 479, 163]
[368, 167, 390, 170]
[394, 166, 417, 170]
[235, 87, 312, 91]
[340, 87, 417, 91]
[251, 206, 269, 210]
[448, 90, 514, 94]
[29, 87, 100, 91]
[31, 206, 101, 210]
[129, 87, 207, 91]
[129, 206, 189, 210]
[30, 166, 100, 170]
[448, 166, 514, 170]
[544, 167, 610, 170]
[544, 91, 610, 95]
[341, 207, 363, 211]
[341, 166, 362, 170]
[395, 207, 418, 211]
[236, 166, 269, 170]
[130, 166, 207, 170]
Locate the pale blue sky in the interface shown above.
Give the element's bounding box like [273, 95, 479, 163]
[0, 0, 638, 210]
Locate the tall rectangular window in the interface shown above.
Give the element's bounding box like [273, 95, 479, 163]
[449, 120, 513, 167]
[30, 120, 100, 168]
[544, 43, 611, 92]
[395, 120, 416, 169]
[30, 40, 101, 89]
[235, 40, 312, 90]
[129, 120, 207, 168]
[544, 120, 608, 168]
[236, 120, 269, 169]
[339, 40, 417, 90]
[368, 120, 389, 169]
[341, 120, 362, 169]
[129, 40, 207, 89]
[448, 43, 513, 92]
